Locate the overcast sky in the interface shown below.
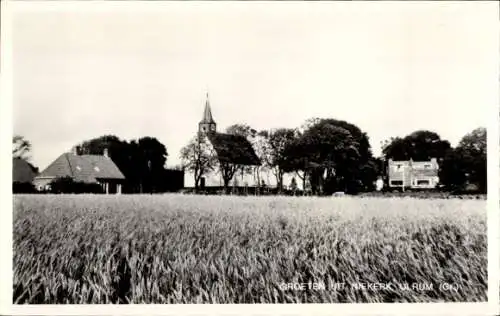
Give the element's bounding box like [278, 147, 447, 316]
[12, 2, 497, 170]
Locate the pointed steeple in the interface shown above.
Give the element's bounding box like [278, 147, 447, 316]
[201, 92, 215, 124]
[199, 91, 217, 134]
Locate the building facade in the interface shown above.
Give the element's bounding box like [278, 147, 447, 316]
[387, 158, 439, 190]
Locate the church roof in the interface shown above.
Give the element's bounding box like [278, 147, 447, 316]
[35, 153, 125, 183]
[200, 97, 215, 124]
[208, 133, 261, 166]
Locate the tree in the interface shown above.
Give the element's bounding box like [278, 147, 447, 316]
[299, 117, 322, 133]
[372, 156, 386, 183]
[251, 131, 272, 194]
[282, 130, 309, 191]
[225, 123, 257, 138]
[12, 135, 39, 181]
[458, 127, 486, 155]
[358, 157, 381, 192]
[382, 130, 451, 161]
[226, 123, 258, 176]
[137, 137, 169, 193]
[300, 122, 359, 194]
[180, 133, 216, 191]
[260, 128, 296, 192]
[219, 124, 257, 194]
[290, 177, 297, 195]
[440, 127, 486, 193]
[439, 148, 467, 192]
[13, 135, 32, 160]
[282, 117, 324, 191]
[459, 127, 487, 192]
[283, 118, 376, 195]
[218, 161, 239, 194]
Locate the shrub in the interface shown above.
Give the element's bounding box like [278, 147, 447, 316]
[49, 177, 104, 194]
[13, 182, 37, 194]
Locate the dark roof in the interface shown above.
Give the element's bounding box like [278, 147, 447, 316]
[208, 133, 261, 166]
[12, 158, 38, 183]
[35, 153, 125, 183]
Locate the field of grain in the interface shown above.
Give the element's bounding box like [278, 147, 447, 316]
[13, 194, 486, 303]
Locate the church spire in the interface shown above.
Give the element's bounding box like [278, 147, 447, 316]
[201, 92, 215, 124]
[199, 91, 216, 134]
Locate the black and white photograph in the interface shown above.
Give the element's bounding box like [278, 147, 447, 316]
[2, 0, 498, 311]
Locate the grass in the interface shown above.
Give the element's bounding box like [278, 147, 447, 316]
[13, 194, 486, 303]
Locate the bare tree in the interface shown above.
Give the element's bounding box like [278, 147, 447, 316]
[219, 162, 239, 194]
[180, 134, 216, 191]
[250, 131, 271, 194]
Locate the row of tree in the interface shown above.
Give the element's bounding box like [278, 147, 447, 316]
[181, 118, 487, 194]
[13, 118, 487, 195]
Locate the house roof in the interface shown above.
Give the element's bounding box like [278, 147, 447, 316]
[208, 133, 261, 166]
[35, 153, 125, 183]
[12, 158, 38, 183]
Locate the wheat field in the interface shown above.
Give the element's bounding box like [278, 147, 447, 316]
[13, 194, 486, 303]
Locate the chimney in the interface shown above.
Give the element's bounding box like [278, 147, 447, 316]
[103, 148, 109, 158]
[71, 146, 79, 155]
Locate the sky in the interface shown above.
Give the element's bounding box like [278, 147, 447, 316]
[11, 2, 497, 170]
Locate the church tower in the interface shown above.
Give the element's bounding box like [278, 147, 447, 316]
[199, 92, 217, 134]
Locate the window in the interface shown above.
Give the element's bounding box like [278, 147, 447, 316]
[424, 164, 431, 169]
[393, 165, 403, 172]
[390, 180, 403, 186]
[417, 180, 429, 185]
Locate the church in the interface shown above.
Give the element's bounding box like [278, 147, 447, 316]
[184, 94, 297, 192]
